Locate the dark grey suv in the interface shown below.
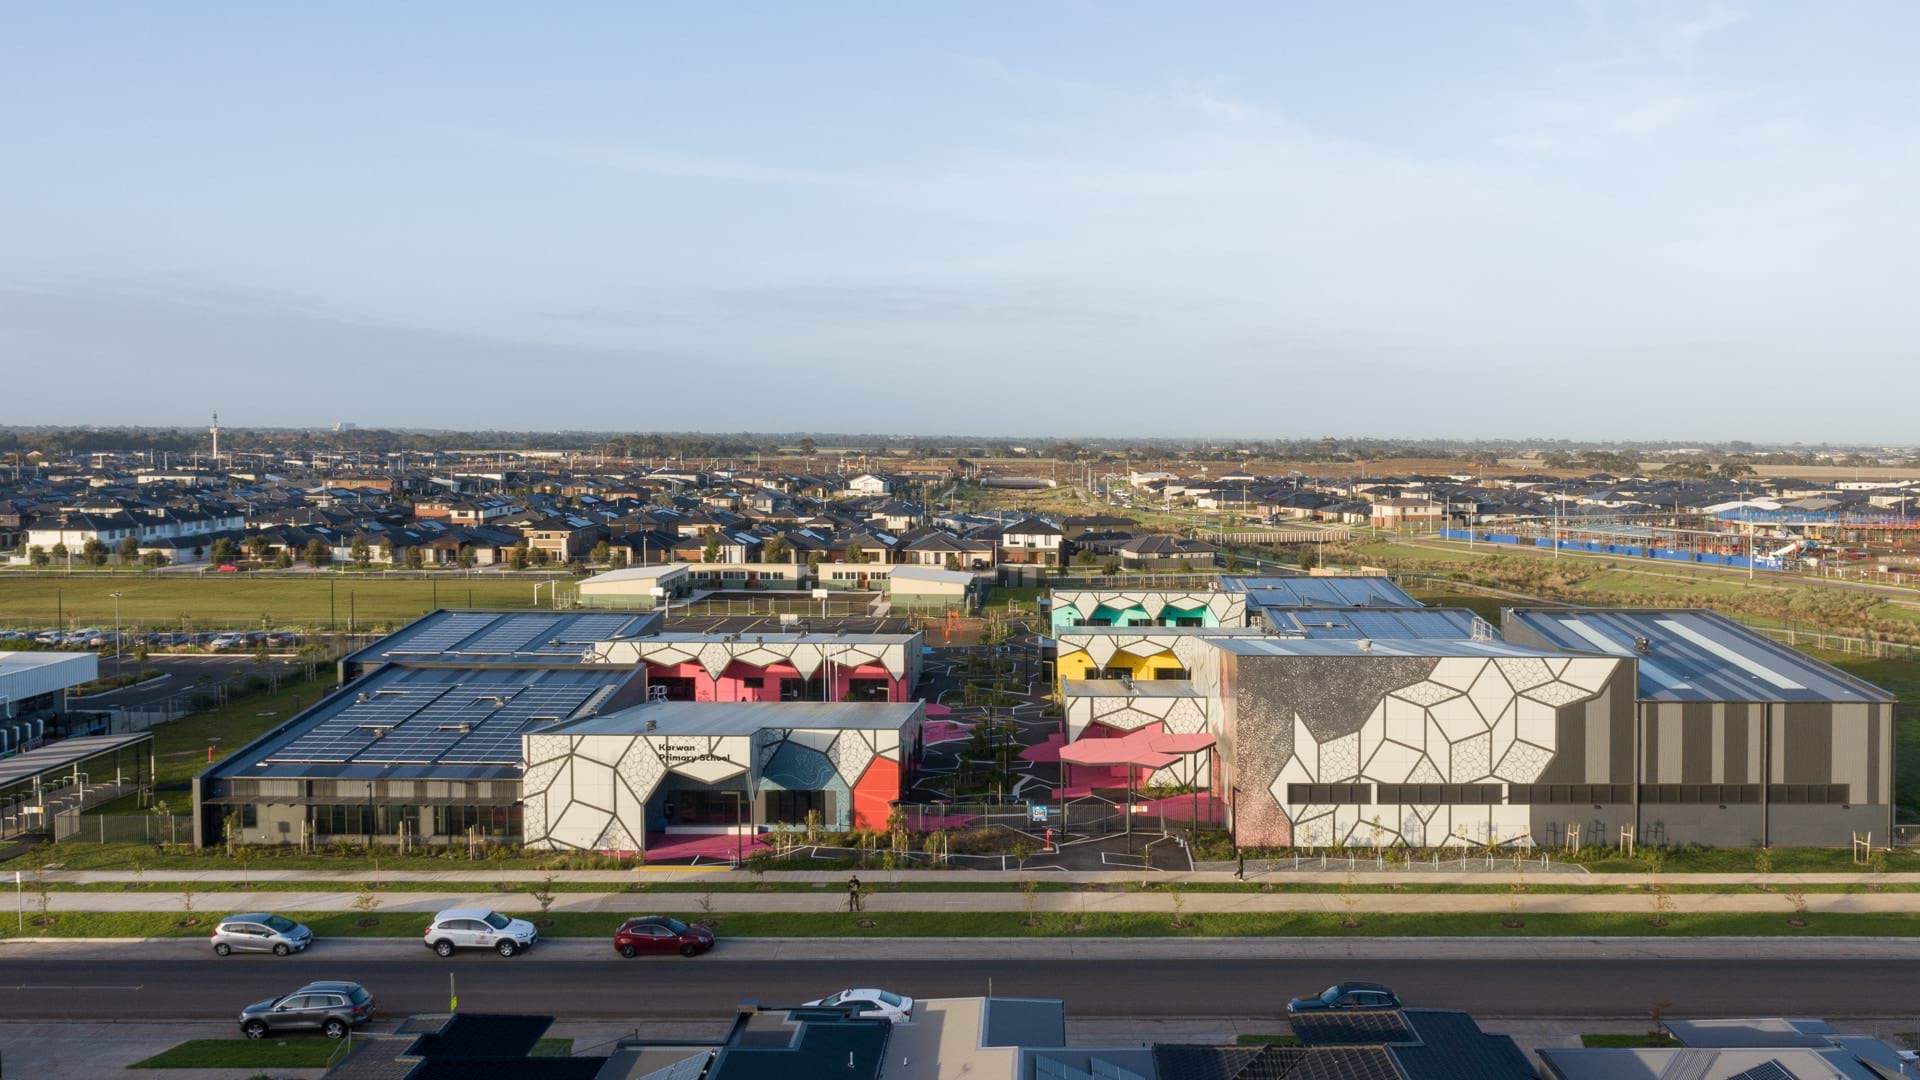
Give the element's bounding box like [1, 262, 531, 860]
[238, 981, 375, 1039]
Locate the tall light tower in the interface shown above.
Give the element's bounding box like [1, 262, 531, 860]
[209, 411, 220, 464]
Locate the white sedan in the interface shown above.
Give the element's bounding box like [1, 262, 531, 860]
[805, 989, 914, 1023]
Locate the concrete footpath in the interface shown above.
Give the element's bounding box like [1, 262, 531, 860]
[33, 867, 1920, 886]
[30, 886, 1920, 915]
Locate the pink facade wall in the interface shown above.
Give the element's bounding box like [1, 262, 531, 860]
[643, 660, 908, 702]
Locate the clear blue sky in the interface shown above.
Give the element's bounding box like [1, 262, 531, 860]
[3, 3, 1915, 440]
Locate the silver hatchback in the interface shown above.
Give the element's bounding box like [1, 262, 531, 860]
[212, 913, 313, 956]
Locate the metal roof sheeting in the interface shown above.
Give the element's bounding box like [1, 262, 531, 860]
[0, 651, 99, 707]
[347, 610, 662, 665]
[1220, 576, 1421, 610]
[1503, 608, 1895, 704]
[1264, 607, 1481, 640]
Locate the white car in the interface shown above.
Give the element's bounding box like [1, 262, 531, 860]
[805, 989, 914, 1023]
[423, 908, 538, 957]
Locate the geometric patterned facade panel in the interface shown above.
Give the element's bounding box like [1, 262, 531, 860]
[1246, 656, 1627, 849]
[599, 636, 919, 684]
[520, 722, 908, 851]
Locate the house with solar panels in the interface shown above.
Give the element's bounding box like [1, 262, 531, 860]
[1503, 608, 1897, 848]
[193, 610, 925, 854]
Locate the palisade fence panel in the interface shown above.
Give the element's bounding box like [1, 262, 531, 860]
[55, 812, 194, 845]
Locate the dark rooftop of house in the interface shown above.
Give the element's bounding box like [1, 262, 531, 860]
[1153, 1008, 1534, 1080]
[323, 1013, 605, 1080]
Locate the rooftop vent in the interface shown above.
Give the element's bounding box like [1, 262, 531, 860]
[1356, 638, 1372, 652]
[1634, 636, 1651, 654]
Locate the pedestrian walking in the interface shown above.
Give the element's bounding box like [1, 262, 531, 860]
[1235, 851, 1245, 881]
[847, 874, 863, 912]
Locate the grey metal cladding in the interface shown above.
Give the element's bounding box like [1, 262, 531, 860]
[1723, 706, 1749, 785]
[1781, 703, 1833, 784]
[1681, 703, 1713, 784]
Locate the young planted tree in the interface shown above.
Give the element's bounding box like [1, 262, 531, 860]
[304, 539, 330, 568]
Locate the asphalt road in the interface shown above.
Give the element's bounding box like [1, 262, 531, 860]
[2, 945, 1915, 1022]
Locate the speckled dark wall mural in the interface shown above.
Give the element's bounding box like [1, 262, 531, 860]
[1226, 654, 1438, 848]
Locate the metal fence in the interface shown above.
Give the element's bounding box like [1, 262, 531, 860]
[1389, 572, 1920, 661]
[55, 811, 194, 845]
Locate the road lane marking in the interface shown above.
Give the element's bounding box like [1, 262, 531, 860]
[2, 984, 145, 991]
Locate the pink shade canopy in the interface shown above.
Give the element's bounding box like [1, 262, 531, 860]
[1059, 727, 1216, 769]
[923, 703, 952, 716]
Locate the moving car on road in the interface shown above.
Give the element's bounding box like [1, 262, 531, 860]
[237, 981, 375, 1039]
[613, 916, 714, 958]
[804, 989, 915, 1023]
[424, 908, 538, 957]
[1287, 982, 1401, 1014]
[212, 913, 313, 956]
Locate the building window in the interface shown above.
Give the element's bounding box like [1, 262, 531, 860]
[1506, 784, 1631, 805]
[1285, 783, 1373, 804]
[434, 804, 522, 837]
[765, 789, 826, 825]
[1762, 784, 1851, 805]
[1154, 667, 1189, 681]
[1374, 783, 1503, 805]
[241, 805, 258, 828]
[741, 677, 763, 689]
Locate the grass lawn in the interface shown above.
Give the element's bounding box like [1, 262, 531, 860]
[130, 1037, 345, 1069]
[0, 574, 571, 632]
[77, 673, 341, 816]
[1578, 1033, 1675, 1048]
[11, 909, 1920, 940]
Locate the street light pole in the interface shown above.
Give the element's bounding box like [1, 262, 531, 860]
[109, 591, 123, 665]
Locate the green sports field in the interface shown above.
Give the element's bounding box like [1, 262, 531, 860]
[0, 574, 572, 633]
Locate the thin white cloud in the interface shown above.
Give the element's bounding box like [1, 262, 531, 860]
[464, 130, 859, 189]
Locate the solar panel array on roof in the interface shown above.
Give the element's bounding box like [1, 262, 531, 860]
[268, 686, 454, 764]
[549, 614, 641, 642]
[438, 685, 598, 764]
[360, 610, 658, 664]
[265, 678, 600, 768]
[464, 614, 562, 655]
[379, 612, 497, 657]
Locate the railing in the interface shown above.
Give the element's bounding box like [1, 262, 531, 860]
[55, 810, 193, 844]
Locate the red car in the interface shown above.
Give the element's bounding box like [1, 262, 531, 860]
[613, 916, 714, 958]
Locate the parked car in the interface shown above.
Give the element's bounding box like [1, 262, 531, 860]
[1287, 982, 1401, 1014]
[424, 908, 538, 957]
[0, 631, 22, 642]
[803, 988, 915, 1023]
[212, 913, 313, 956]
[208, 633, 246, 651]
[612, 916, 714, 958]
[237, 980, 375, 1039]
